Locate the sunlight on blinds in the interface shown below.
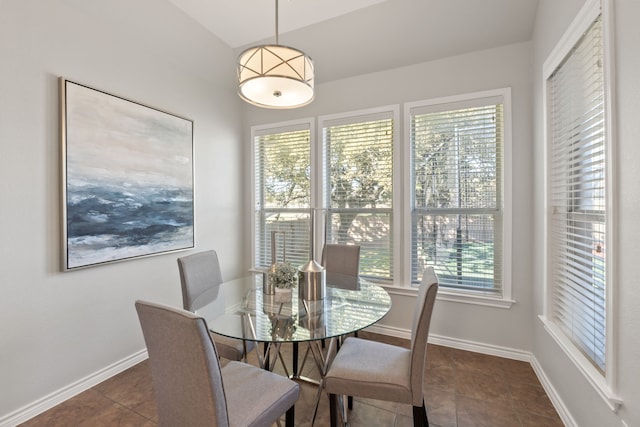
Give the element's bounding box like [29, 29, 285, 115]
[322, 114, 394, 280]
[410, 99, 504, 295]
[548, 16, 606, 372]
[254, 128, 311, 268]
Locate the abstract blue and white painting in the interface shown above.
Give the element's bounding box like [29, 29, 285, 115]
[62, 79, 194, 270]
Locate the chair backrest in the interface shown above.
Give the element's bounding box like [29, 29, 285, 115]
[321, 244, 361, 289]
[409, 267, 439, 406]
[135, 300, 229, 427]
[178, 250, 224, 311]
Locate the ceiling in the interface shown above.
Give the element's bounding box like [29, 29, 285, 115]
[167, 0, 540, 84]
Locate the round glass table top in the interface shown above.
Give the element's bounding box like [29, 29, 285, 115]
[199, 275, 391, 344]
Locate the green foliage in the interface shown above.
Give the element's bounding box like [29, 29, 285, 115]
[328, 120, 393, 210]
[261, 130, 311, 209]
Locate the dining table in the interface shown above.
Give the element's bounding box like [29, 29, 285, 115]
[194, 273, 392, 424]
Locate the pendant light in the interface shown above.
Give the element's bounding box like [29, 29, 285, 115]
[237, 0, 314, 109]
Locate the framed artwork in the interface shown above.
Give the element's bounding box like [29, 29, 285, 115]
[60, 78, 194, 271]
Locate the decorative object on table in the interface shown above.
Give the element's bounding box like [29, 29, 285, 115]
[60, 78, 194, 271]
[275, 286, 293, 303]
[299, 208, 326, 300]
[299, 259, 326, 300]
[237, 0, 314, 109]
[301, 299, 326, 338]
[270, 261, 298, 302]
[270, 315, 297, 340]
[264, 230, 287, 294]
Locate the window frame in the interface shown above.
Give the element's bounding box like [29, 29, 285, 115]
[404, 88, 513, 308]
[540, 0, 620, 410]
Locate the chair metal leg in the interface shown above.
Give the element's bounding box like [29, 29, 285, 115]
[292, 342, 299, 377]
[348, 395, 353, 410]
[285, 405, 295, 427]
[263, 342, 270, 370]
[412, 400, 429, 427]
[329, 394, 338, 427]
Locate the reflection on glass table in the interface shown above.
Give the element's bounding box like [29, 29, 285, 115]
[200, 275, 391, 344]
[196, 274, 391, 424]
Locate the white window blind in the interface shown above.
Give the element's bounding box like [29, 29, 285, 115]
[254, 125, 311, 268]
[409, 95, 504, 295]
[322, 111, 395, 280]
[548, 15, 607, 372]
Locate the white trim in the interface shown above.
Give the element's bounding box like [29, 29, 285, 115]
[429, 333, 530, 362]
[542, 0, 601, 78]
[380, 284, 514, 308]
[436, 289, 515, 309]
[391, 105, 404, 286]
[541, 0, 619, 409]
[539, 315, 622, 411]
[367, 324, 579, 427]
[369, 322, 529, 361]
[364, 322, 412, 340]
[251, 118, 314, 137]
[530, 354, 579, 427]
[601, 0, 618, 395]
[0, 350, 148, 427]
[3, 330, 589, 427]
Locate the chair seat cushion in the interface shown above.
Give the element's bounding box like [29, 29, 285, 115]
[324, 337, 412, 404]
[222, 361, 300, 427]
[211, 333, 255, 361]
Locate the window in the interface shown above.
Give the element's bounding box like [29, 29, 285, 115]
[548, 14, 607, 373]
[406, 89, 510, 299]
[252, 121, 313, 268]
[320, 108, 398, 281]
[542, 0, 618, 408]
[251, 99, 511, 303]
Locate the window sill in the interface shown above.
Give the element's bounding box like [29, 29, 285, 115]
[436, 289, 515, 308]
[379, 283, 514, 309]
[539, 315, 622, 412]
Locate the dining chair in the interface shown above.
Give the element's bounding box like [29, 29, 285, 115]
[321, 243, 361, 290]
[322, 243, 361, 339]
[135, 300, 300, 427]
[177, 250, 254, 361]
[324, 266, 439, 427]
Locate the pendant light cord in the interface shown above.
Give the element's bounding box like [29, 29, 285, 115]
[275, 0, 279, 45]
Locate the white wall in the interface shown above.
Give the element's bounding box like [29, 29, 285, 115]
[4, 0, 639, 425]
[0, 0, 244, 422]
[532, 0, 640, 426]
[243, 42, 536, 354]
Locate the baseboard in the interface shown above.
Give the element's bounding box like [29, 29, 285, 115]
[365, 323, 412, 340]
[366, 323, 531, 361]
[366, 323, 575, 426]
[0, 349, 148, 427]
[530, 355, 578, 427]
[4, 330, 576, 427]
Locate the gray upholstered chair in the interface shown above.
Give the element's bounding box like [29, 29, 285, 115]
[135, 300, 300, 427]
[177, 250, 254, 361]
[324, 267, 439, 427]
[321, 244, 361, 290]
[322, 243, 361, 340]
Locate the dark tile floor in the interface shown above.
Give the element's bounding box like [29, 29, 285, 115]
[20, 332, 563, 426]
